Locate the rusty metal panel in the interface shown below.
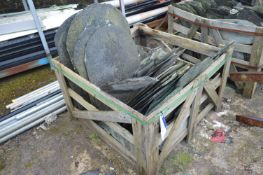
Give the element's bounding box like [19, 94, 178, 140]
[236, 115, 263, 128]
[0, 57, 49, 79]
[230, 72, 263, 83]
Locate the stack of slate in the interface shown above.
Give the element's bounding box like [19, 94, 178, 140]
[55, 3, 228, 114]
[55, 4, 141, 108]
[173, 0, 263, 26]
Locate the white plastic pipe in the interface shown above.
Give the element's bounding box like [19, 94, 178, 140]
[15, 94, 63, 120]
[127, 6, 168, 24]
[12, 81, 58, 103]
[0, 100, 65, 138]
[0, 106, 67, 144]
[0, 94, 63, 128]
[8, 84, 60, 110]
[103, 0, 145, 7]
[10, 82, 59, 104]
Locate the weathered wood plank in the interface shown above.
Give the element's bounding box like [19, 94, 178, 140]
[139, 25, 219, 56]
[68, 88, 97, 111]
[186, 23, 199, 38]
[230, 72, 263, 83]
[211, 29, 225, 46]
[187, 86, 203, 142]
[86, 119, 136, 163]
[243, 28, 263, 98]
[201, 21, 209, 44]
[54, 66, 74, 116]
[217, 47, 234, 111]
[196, 103, 214, 124]
[132, 119, 159, 175]
[104, 122, 134, 144]
[204, 82, 220, 108]
[159, 92, 196, 163]
[72, 110, 132, 123]
[173, 22, 252, 54]
[158, 128, 188, 168]
[167, 11, 174, 33]
[170, 6, 258, 33]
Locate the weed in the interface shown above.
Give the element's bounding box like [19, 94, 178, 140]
[171, 151, 192, 171]
[88, 133, 101, 144]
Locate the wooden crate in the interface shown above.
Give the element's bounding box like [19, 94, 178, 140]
[167, 5, 263, 98]
[51, 24, 233, 175]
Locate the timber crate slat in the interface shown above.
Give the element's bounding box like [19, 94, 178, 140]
[167, 4, 263, 98]
[51, 24, 233, 175]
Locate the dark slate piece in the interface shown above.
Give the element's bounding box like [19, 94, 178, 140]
[66, 4, 130, 59]
[103, 76, 159, 92]
[72, 25, 97, 79]
[84, 25, 140, 88]
[54, 14, 75, 70]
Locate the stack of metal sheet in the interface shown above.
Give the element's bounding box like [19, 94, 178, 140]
[0, 29, 58, 79]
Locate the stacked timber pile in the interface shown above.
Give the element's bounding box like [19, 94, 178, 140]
[173, 0, 263, 26]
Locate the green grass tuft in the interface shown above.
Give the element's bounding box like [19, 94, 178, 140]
[171, 151, 192, 171]
[88, 133, 101, 144]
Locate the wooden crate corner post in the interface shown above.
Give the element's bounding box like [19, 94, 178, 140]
[53, 59, 74, 117]
[243, 27, 263, 98]
[132, 119, 160, 175]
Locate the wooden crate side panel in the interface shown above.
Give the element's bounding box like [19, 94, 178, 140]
[158, 72, 221, 144]
[147, 51, 229, 122]
[157, 73, 221, 168]
[168, 5, 263, 98]
[86, 119, 136, 164]
[51, 59, 147, 124]
[169, 6, 259, 34]
[139, 25, 219, 56]
[171, 21, 252, 54]
[67, 87, 135, 148]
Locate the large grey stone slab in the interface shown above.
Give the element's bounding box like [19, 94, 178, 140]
[54, 14, 75, 70]
[217, 19, 256, 44]
[66, 4, 130, 60]
[84, 25, 140, 88]
[72, 25, 97, 80]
